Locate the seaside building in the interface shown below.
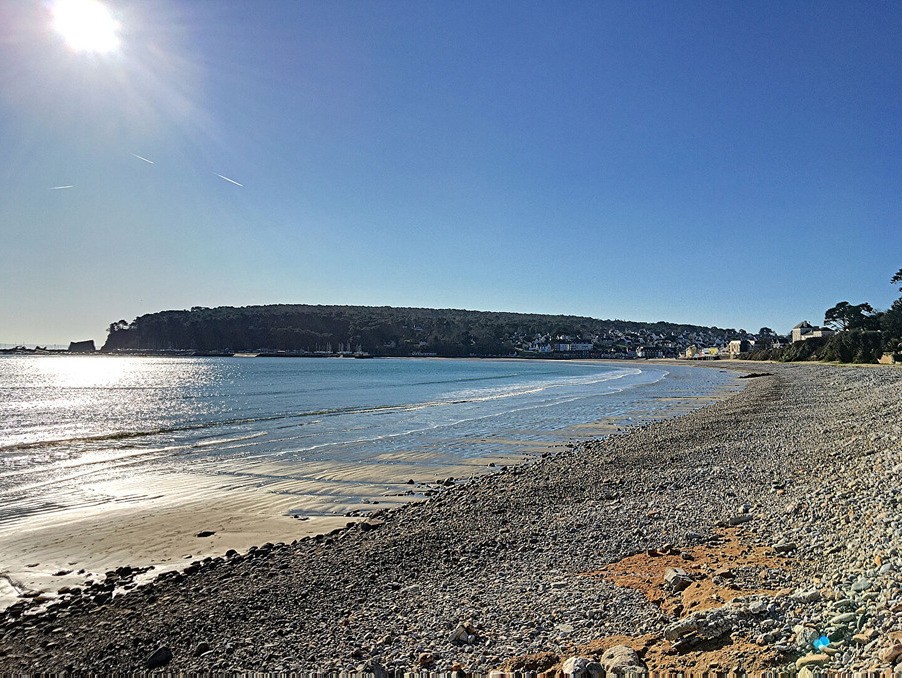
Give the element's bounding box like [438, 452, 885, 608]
[727, 339, 751, 357]
[636, 346, 665, 358]
[791, 321, 834, 343]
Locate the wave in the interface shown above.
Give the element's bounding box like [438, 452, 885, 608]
[0, 370, 643, 453]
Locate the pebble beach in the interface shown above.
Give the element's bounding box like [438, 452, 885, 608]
[1, 362, 901, 674]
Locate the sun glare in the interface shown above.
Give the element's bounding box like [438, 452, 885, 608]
[51, 0, 121, 54]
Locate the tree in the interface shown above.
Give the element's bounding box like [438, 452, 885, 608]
[755, 327, 777, 349]
[824, 302, 877, 331]
[892, 268, 902, 292]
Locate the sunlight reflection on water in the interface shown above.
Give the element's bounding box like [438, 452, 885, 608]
[0, 356, 737, 526]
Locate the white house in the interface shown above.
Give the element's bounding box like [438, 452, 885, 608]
[791, 321, 834, 343]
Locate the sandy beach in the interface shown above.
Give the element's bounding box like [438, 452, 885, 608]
[1, 362, 901, 673]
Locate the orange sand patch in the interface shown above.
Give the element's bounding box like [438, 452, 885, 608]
[585, 528, 791, 617]
[495, 529, 796, 674]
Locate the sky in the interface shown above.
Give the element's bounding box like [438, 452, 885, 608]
[1, 0, 900, 345]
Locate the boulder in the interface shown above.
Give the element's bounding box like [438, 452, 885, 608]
[145, 646, 173, 669]
[599, 645, 645, 672]
[879, 643, 902, 664]
[561, 656, 591, 676]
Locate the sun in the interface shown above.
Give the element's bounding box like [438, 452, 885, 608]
[51, 0, 121, 54]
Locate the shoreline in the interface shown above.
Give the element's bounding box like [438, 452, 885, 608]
[4, 363, 900, 672]
[0, 361, 737, 613]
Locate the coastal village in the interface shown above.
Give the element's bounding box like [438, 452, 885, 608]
[0, 324, 815, 360]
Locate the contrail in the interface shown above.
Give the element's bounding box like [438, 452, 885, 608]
[48, 185, 74, 190]
[216, 173, 243, 187]
[131, 153, 155, 164]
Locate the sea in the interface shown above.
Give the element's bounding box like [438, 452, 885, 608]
[0, 356, 737, 527]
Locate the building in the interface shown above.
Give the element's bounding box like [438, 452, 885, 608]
[636, 346, 665, 359]
[791, 322, 834, 343]
[727, 339, 751, 357]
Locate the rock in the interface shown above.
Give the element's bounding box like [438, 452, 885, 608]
[417, 651, 434, 667]
[747, 600, 767, 615]
[772, 542, 797, 554]
[879, 643, 902, 664]
[724, 513, 754, 526]
[196, 531, 215, 538]
[599, 645, 645, 672]
[796, 654, 830, 669]
[194, 641, 211, 656]
[851, 578, 871, 592]
[792, 590, 821, 603]
[664, 567, 692, 591]
[664, 618, 698, 641]
[794, 625, 819, 648]
[145, 646, 173, 669]
[829, 612, 856, 626]
[449, 621, 477, 644]
[561, 656, 591, 676]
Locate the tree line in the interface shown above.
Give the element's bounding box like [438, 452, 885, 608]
[744, 268, 902, 363]
[101, 304, 732, 357]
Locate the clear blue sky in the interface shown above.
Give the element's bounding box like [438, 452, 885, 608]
[1, 0, 900, 345]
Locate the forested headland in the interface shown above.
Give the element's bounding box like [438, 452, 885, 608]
[100, 305, 738, 358]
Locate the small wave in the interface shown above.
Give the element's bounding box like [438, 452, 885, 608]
[192, 432, 268, 448]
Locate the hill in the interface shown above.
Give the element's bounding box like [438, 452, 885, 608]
[101, 304, 743, 357]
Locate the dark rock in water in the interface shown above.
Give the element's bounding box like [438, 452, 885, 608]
[196, 530, 215, 538]
[145, 646, 173, 669]
[194, 641, 211, 656]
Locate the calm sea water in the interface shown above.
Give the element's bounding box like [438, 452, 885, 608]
[0, 356, 735, 525]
